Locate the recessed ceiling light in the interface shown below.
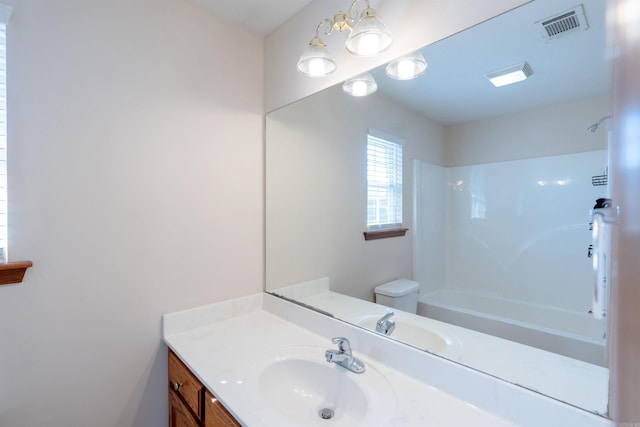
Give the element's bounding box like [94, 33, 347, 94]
[485, 62, 533, 87]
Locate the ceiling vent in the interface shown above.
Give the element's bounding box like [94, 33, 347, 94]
[536, 4, 589, 41]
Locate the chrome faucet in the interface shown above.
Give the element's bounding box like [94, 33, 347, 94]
[325, 337, 365, 374]
[376, 311, 396, 336]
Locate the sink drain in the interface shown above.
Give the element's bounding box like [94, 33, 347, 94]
[319, 408, 335, 420]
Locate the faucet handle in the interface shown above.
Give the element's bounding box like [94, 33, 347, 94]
[376, 311, 396, 335]
[331, 337, 352, 354]
[377, 311, 395, 325]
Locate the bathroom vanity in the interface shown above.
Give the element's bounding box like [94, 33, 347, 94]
[163, 293, 613, 427]
[168, 349, 241, 427]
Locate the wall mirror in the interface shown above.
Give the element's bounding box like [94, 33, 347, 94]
[266, 0, 611, 416]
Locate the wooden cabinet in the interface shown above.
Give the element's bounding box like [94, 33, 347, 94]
[169, 388, 201, 427]
[204, 390, 242, 427]
[168, 349, 241, 427]
[169, 350, 205, 420]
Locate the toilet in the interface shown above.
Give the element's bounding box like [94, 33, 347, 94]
[374, 279, 420, 313]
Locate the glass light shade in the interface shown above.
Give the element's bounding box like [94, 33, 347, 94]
[342, 72, 378, 96]
[345, 9, 392, 56]
[297, 38, 337, 77]
[385, 52, 428, 80]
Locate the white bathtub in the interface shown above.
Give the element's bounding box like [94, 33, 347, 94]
[417, 288, 607, 366]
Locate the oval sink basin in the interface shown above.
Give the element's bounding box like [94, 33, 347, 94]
[260, 359, 367, 423]
[245, 345, 396, 427]
[358, 316, 450, 353]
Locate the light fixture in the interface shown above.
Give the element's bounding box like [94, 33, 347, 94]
[342, 72, 378, 96]
[344, 5, 393, 56]
[296, 38, 336, 77]
[485, 62, 533, 87]
[297, 0, 392, 77]
[385, 51, 428, 80]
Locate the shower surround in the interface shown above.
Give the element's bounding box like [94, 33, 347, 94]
[413, 150, 609, 356]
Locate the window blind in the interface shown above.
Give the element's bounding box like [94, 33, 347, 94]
[0, 5, 10, 262]
[367, 131, 403, 229]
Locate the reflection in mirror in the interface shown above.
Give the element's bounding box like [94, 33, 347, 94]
[266, 0, 611, 416]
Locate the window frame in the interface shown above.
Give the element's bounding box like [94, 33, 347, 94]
[364, 129, 407, 240]
[0, 3, 33, 284]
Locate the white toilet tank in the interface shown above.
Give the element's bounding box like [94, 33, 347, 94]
[374, 279, 420, 313]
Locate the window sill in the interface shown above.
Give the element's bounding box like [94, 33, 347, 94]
[363, 228, 408, 241]
[0, 261, 33, 285]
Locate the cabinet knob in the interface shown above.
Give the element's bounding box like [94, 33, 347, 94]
[173, 382, 183, 391]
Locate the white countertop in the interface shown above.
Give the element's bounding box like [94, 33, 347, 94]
[163, 292, 614, 427]
[294, 288, 609, 414]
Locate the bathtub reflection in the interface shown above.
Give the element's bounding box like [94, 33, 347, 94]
[418, 288, 607, 366]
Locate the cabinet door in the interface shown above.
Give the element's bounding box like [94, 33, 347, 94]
[204, 390, 241, 427]
[169, 350, 204, 419]
[169, 390, 201, 427]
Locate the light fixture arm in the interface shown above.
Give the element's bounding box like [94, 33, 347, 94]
[346, 0, 372, 21]
[311, 0, 375, 39]
[314, 18, 336, 38]
[298, 0, 391, 77]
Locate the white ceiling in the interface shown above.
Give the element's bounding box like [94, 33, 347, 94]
[371, 0, 609, 125]
[191, 0, 609, 126]
[189, 0, 314, 35]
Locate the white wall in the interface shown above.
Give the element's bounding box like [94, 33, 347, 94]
[266, 84, 444, 301]
[445, 94, 609, 166]
[264, 0, 532, 112]
[0, 1, 263, 426]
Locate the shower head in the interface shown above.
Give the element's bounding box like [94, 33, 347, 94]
[587, 115, 613, 133]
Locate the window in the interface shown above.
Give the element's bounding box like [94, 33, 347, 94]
[0, 5, 8, 262]
[367, 130, 403, 230]
[0, 4, 31, 285]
